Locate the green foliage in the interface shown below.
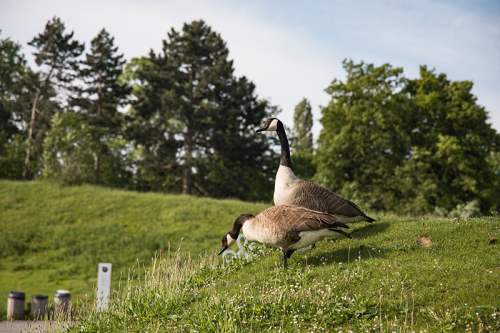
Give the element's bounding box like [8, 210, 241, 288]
[0, 31, 25, 158]
[71, 28, 130, 131]
[43, 112, 132, 187]
[316, 60, 411, 210]
[127, 20, 278, 200]
[448, 200, 482, 219]
[43, 112, 100, 184]
[68, 28, 131, 185]
[292, 98, 313, 153]
[291, 151, 316, 182]
[0, 134, 33, 179]
[28, 17, 84, 87]
[19, 17, 84, 180]
[0, 30, 26, 95]
[398, 66, 500, 213]
[316, 60, 500, 214]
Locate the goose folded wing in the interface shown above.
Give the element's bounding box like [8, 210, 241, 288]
[294, 180, 370, 218]
[284, 208, 350, 232]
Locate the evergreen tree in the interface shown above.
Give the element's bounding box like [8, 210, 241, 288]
[23, 17, 84, 180]
[292, 98, 313, 153]
[127, 20, 278, 199]
[71, 28, 130, 181]
[290, 98, 316, 181]
[0, 31, 26, 153]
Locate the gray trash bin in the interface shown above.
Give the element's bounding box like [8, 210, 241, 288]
[31, 294, 48, 319]
[54, 290, 71, 315]
[7, 290, 25, 319]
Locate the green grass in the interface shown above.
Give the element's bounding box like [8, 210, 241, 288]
[1, 180, 500, 332]
[0, 180, 268, 321]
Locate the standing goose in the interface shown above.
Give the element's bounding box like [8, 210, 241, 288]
[256, 118, 374, 252]
[217, 205, 351, 269]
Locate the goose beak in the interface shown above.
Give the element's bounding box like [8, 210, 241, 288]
[256, 126, 266, 133]
[218, 245, 227, 255]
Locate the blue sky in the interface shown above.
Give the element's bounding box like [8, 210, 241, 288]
[1, 0, 499, 138]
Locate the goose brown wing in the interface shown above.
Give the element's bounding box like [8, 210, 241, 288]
[292, 179, 371, 219]
[257, 205, 349, 232]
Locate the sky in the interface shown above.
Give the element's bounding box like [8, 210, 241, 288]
[1, 0, 499, 139]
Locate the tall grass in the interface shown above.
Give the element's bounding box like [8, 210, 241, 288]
[67, 240, 500, 332]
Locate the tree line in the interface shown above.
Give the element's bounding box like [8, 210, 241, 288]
[0, 18, 279, 202]
[1, 17, 499, 214]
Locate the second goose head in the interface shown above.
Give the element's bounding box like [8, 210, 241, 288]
[218, 213, 254, 255]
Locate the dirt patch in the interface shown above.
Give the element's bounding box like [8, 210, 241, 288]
[416, 235, 432, 247]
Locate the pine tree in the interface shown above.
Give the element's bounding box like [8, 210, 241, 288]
[23, 17, 84, 180]
[71, 28, 130, 180]
[0, 31, 26, 152]
[127, 20, 278, 199]
[292, 98, 313, 153]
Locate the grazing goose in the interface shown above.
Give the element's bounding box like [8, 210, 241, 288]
[256, 118, 374, 253]
[217, 205, 351, 269]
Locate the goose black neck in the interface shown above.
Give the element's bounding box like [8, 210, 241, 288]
[229, 224, 242, 240]
[230, 214, 253, 239]
[277, 122, 293, 169]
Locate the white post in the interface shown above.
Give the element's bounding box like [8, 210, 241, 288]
[97, 263, 112, 311]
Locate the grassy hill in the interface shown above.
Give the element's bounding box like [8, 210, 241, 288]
[0, 180, 269, 321]
[1, 180, 500, 332]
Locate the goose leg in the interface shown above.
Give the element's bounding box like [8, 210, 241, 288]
[286, 249, 295, 259]
[282, 251, 288, 269]
[298, 243, 316, 255]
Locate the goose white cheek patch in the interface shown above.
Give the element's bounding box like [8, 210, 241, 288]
[267, 119, 278, 131]
[227, 235, 237, 247]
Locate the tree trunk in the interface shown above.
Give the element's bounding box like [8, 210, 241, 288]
[94, 71, 102, 181]
[23, 61, 55, 181]
[23, 92, 40, 180]
[94, 153, 100, 183]
[183, 126, 192, 195]
[98, 71, 102, 116]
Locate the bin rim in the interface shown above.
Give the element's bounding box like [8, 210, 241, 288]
[54, 290, 71, 298]
[9, 290, 25, 300]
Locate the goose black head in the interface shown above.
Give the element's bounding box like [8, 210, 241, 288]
[218, 214, 254, 255]
[256, 118, 280, 133]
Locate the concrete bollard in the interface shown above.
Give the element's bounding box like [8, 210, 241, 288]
[54, 290, 71, 315]
[7, 290, 25, 319]
[31, 294, 48, 319]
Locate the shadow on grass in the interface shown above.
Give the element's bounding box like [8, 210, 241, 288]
[348, 221, 391, 240]
[289, 222, 401, 267]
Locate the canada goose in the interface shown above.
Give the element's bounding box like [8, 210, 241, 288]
[256, 118, 374, 253]
[218, 205, 351, 269]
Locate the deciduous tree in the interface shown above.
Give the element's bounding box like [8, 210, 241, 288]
[316, 60, 500, 213]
